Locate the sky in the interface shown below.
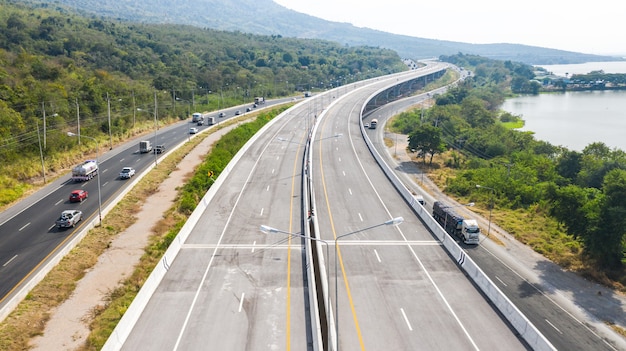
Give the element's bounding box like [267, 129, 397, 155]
[273, 0, 626, 56]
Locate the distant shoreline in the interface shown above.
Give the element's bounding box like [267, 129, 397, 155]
[541, 85, 626, 92]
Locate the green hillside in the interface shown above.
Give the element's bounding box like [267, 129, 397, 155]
[18, 0, 623, 64]
[0, 1, 407, 205]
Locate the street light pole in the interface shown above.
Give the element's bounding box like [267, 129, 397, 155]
[333, 216, 404, 351]
[260, 225, 334, 350]
[261, 216, 403, 351]
[476, 184, 494, 237]
[67, 132, 102, 225]
[154, 91, 158, 167]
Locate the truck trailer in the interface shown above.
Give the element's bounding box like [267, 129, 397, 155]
[432, 201, 480, 244]
[139, 140, 152, 153]
[71, 160, 98, 182]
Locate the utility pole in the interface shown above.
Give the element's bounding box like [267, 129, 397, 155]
[107, 93, 113, 150]
[76, 98, 80, 145]
[41, 102, 47, 149]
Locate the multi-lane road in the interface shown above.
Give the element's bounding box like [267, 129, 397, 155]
[109, 64, 530, 350]
[0, 100, 286, 317]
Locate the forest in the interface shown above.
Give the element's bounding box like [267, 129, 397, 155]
[394, 53, 626, 286]
[0, 1, 406, 206]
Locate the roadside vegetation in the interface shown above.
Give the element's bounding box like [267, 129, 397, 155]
[0, 1, 406, 208]
[392, 53, 626, 293]
[0, 106, 286, 350]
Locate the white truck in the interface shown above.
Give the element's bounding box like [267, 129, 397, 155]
[139, 140, 152, 153]
[207, 116, 215, 125]
[432, 201, 480, 244]
[460, 219, 481, 244]
[71, 160, 98, 182]
[192, 112, 204, 123]
[254, 97, 265, 104]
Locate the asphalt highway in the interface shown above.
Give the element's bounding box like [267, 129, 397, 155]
[310, 71, 528, 350]
[120, 94, 318, 350]
[116, 64, 528, 350]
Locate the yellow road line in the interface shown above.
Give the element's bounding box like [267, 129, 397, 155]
[286, 128, 306, 351]
[318, 120, 367, 351]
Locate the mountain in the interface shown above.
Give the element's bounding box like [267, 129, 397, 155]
[23, 0, 621, 65]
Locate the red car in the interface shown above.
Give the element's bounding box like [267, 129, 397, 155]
[69, 189, 88, 203]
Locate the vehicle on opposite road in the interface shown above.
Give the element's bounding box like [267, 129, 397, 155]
[191, 112, 203, 123]
[415, 195, 425, 205]
[56, 210, 83, 228]
[139, 140, 152, 153]
[71, 160, 98, 182]
[119, 167, 136, 179]
[189, 127, 198, 134]
[69, 189, 88, 203]
[432, 201, 481, 244]
[154, 145, 165, 154]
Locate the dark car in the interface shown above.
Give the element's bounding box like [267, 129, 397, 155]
[218, 112, 226, 118]
[154, 145, 165, 154]
[69, 189, 88, 203]
[246, 107, 252, 112]
[235, 110, 241, 115]
[197, 120, 203, 126]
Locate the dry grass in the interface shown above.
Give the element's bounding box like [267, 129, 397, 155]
[608, 322, 626, 338]
[420, 151, 626, 294]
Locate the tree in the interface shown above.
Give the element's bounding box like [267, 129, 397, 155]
[408, 124, 445, 165]
[556, 150, 582, 182]
[551, 170, 626, 269]
[461, 96, 494, 128]
[548, 184, 599, 239]
[593, 169, 626, 268]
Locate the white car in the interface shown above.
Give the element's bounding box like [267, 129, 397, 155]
[119, 167, 135, 179]
[189, 127, 198, 134]
[56, 209, 83, 228]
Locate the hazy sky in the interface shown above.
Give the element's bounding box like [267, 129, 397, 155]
[273, 0, 625, 56]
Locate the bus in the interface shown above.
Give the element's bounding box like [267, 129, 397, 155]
[369, 119, 378, 129]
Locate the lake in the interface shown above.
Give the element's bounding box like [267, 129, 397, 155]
[502, 90, 626, 152]
[536, 60, 626, 76]
[501, 61, 626, 152]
